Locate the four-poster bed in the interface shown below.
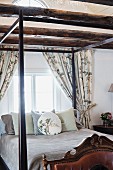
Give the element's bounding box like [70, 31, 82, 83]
[0, 1, 113, 170]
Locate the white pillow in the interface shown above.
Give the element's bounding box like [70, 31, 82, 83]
[11, 113, 34, 135]
[56, 108, 78, 132]
[38, 112, 61, 135]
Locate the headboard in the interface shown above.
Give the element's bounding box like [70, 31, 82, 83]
[42, 134, 113, 170]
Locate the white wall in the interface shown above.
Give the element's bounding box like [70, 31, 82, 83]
[24, 52, 49, 71]
[91, 49, 113, 126]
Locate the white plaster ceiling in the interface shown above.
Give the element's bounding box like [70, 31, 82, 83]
[2, 0, 113, 15]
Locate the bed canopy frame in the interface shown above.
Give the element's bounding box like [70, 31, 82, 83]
[0, 1, 113, 170]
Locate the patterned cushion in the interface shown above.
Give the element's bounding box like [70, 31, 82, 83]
[38, 112, 61, 135]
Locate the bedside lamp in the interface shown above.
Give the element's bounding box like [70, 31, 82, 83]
[108, 84, 113, 93]
[108, 84, 113, 115]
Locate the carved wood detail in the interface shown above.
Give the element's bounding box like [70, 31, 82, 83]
[42, 134, 113, 170]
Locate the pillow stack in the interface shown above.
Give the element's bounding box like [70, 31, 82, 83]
[1, 108, 78, 136]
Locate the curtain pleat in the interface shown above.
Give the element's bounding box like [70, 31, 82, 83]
[0, 50, 18, 100]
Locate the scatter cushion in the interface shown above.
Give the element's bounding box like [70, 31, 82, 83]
[56, 108, 78, 132]
[0, 119, 6, 135]
[11, 113, 34, 135]
[1, 114, 15, 134]
[31, 111, 43, 135]
[38, 112, 61, 135]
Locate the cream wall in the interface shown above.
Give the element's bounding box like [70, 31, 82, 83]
[91, 49, 113, 126]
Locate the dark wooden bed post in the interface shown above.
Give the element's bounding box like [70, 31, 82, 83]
[19, 9, 28, 170]
[72, 48, 76, 110]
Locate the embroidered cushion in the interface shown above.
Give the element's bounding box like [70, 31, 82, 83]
[38, 112, 61, 135]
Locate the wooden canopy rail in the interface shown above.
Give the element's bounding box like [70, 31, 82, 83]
[0, 19, 19, 44]
[0, 2, 113, 170]
[0, 47, 72, 53]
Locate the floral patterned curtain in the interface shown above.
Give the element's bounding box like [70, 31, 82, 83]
[43, 49, 96, 128]
[43, 52, 72, 100]
[75, 50, 96, 128]
[0, 50, 18, 100]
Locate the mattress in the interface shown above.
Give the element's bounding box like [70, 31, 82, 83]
[1, 128, 113, 170]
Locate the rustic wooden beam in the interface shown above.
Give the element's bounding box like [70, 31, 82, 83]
[1, 36, 113, 49]
[71, 0, 113, 6]
[23, 16, 113, 30]
[0, 4, 113, 30]
[2, 36, 96, 47]
[1, 25, 113, 41]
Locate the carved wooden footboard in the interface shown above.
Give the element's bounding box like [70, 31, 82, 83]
[42, 134, 113, 170]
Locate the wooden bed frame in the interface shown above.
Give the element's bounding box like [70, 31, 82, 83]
[0, 1, 113, 170]
[43, 134, 113, 170]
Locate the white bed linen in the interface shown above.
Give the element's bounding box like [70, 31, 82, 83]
[1, 128, 113, 170]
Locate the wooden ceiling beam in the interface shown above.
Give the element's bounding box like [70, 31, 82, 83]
[0, 25, 113, 42]
[71, 0, 113, 6]
[1, 36, 113, 49]
[3, 36, 94, 47]
[1, 4, 113, 30]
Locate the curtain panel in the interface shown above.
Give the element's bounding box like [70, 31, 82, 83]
[43, 49, 96, 128]
[43, 51, 72, 100]
[75, 50, 96, 128]
[0, 50, 18, 100]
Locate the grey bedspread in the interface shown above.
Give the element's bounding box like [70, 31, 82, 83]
[1, 128, 113, 170]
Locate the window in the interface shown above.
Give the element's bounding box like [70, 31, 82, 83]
[13, 0, 48, 8]
[35, 76, 53, 111]
[13, 73, 54, 112]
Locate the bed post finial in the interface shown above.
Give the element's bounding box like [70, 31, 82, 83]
[42, 154, 48, 170]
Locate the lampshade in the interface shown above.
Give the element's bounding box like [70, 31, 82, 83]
[108, 84, 113, 92]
